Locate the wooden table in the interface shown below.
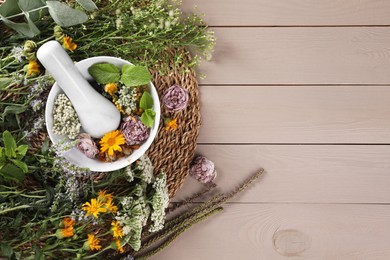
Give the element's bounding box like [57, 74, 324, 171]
[153, 1, 390, 259]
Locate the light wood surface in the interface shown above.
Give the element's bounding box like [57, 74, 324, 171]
[173, 145, 390, 203]
[153, 1, 390, 259]
[198, 86, 390, 143]
[182, 0, 390, 26]
[199, 28, 390, 85]
[154, 204, 390, 260]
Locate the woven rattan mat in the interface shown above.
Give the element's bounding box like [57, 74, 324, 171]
[147, 51, 201, 198]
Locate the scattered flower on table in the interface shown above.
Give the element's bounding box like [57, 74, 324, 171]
[84, 234, 102, 251]
[189, 155, 217, 183]
[27, 60, 41, 76]
[164, 117, 178, 131]
[163, 85, 189, 112]
[63, 35, 77, 52]
[82, 198, 108, 218]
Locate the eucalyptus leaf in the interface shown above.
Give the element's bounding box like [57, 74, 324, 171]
[2, 105, 27, 116]
[24, 11, 40, 35]
[88, 63, 120, 84]
[0, 78, 12, 90]
[18, 0, 46, 21]
[140, 108, 155, 128]
[121, 64, 152, 87]
[0, 163, 25, 182]
[0, 14, 39, 37]
[3, 130, 17, 158]
[140, 91, 154, 110]
[46, 1, 88, 27]
[76, 0, 98, 11]
[0, 0, 21, 17]
[9, 158, 28, 173]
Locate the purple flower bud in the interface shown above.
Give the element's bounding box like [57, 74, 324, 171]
[162, 85, 189, 112]
[189, 156, 217, 183]
[120, 116, 149, 146]
[76, 133, 99, 159]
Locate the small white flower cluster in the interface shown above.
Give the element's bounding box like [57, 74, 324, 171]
[123, 165, 134, 183]
[136, 155, 154, 184]
[52, 94, 81, 139]
[148, 172, 169, 232]
[116, 86, 138, 115]
[11, 46, 24, 62]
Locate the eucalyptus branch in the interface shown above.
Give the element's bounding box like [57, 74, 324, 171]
[0, 6, 48, 21]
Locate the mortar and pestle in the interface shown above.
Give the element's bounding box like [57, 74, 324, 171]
[38, 41, 160, 171]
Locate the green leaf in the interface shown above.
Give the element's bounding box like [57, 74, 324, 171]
[141, 108, 156, 128]
[16, 144, 28, 157]
[0, 78, 12, 90]
[0, 242, 14, 258]
[121, 64, 152, 87]
[0, 0, 21, 17]
[46, 1, 88, 27]
[0, 14, 39, 37]
[2, 105, 27, 116]
[88, 63, 120, 84]
[41, 138, 50, 154]
[3, 130, 17, 158]
[18, 0, 45, 21]
[140, 91, 154, 110]
[9, 159, 28, 173]
[76, 0, 98, 11]
[0, 163, 25, 182]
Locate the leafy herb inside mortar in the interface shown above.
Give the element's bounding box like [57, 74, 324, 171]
[88, 62, 155, 127]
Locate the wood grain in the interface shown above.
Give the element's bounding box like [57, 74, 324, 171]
[173, 145, 390, 203]
[182, 0, 390, 26]
[198, 28, 390, 85]
[152, 204, 390, 259]
[197, 86, 390, 143]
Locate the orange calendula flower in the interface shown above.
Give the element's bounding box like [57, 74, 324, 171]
[27, 60, 40, 76]
[82, 198, 107, 218]
[99, 130, 126, 156]
[104, 83, 118, 96]
[86, 234, 102, 251]
[164, 118, 178, 131]
[115, 239, 125, 253]
[63, 217, 75, 228]
[111, 220, 124, 239]
[105, 199, 118, 214]
[98, 189, 113, 202]
[56, 226, 74, 239]
[63, 35, 77, 52]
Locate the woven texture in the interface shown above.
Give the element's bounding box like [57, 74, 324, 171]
[147, 50, 201, 198]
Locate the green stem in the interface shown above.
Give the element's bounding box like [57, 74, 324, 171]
[0, 204, 31, 215]
[0, 6, 48, 20]
[83, 246, 112, 259]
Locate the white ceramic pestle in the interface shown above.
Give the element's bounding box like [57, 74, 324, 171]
[37, 40, 121, 138]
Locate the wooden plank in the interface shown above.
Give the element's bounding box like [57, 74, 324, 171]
[198, 28, 390, 85]
[152, 204, 390, 259]
[197, 86, 390, 143]
[182, 0, 390, 26]
[174, 145, 390, 203]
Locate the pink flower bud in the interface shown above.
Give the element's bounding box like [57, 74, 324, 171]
[189, 156, 217, 183]
[162, 85, 189, 112]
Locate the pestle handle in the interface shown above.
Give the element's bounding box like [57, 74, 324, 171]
[37, 41, 121, 138]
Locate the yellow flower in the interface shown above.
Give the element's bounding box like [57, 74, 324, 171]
[105, 199, 118, 214]
[56, 226, 74, 239]
[111, 220, 124, 239]
[115, 239, 125, 253]
[99, 130, 126, 156]
[82, 198, 107, 218]
[164, 118, 178, 131]
[104, 83, 118, 96]
[98, 189, 113, 202]
[63, 217, 75, 228]
[63, 35, 77, 52]
[86, 234, 102, 251]
[27, 60, 40, 76]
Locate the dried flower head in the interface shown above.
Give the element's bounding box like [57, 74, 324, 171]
[76, 133, 99, 159]
[120, 116, 149, 146]
[162, 85, 189, 112]
[189, 155, 217, 183]
[99, 130, 126, 156]
[63, 35, 77, 52]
